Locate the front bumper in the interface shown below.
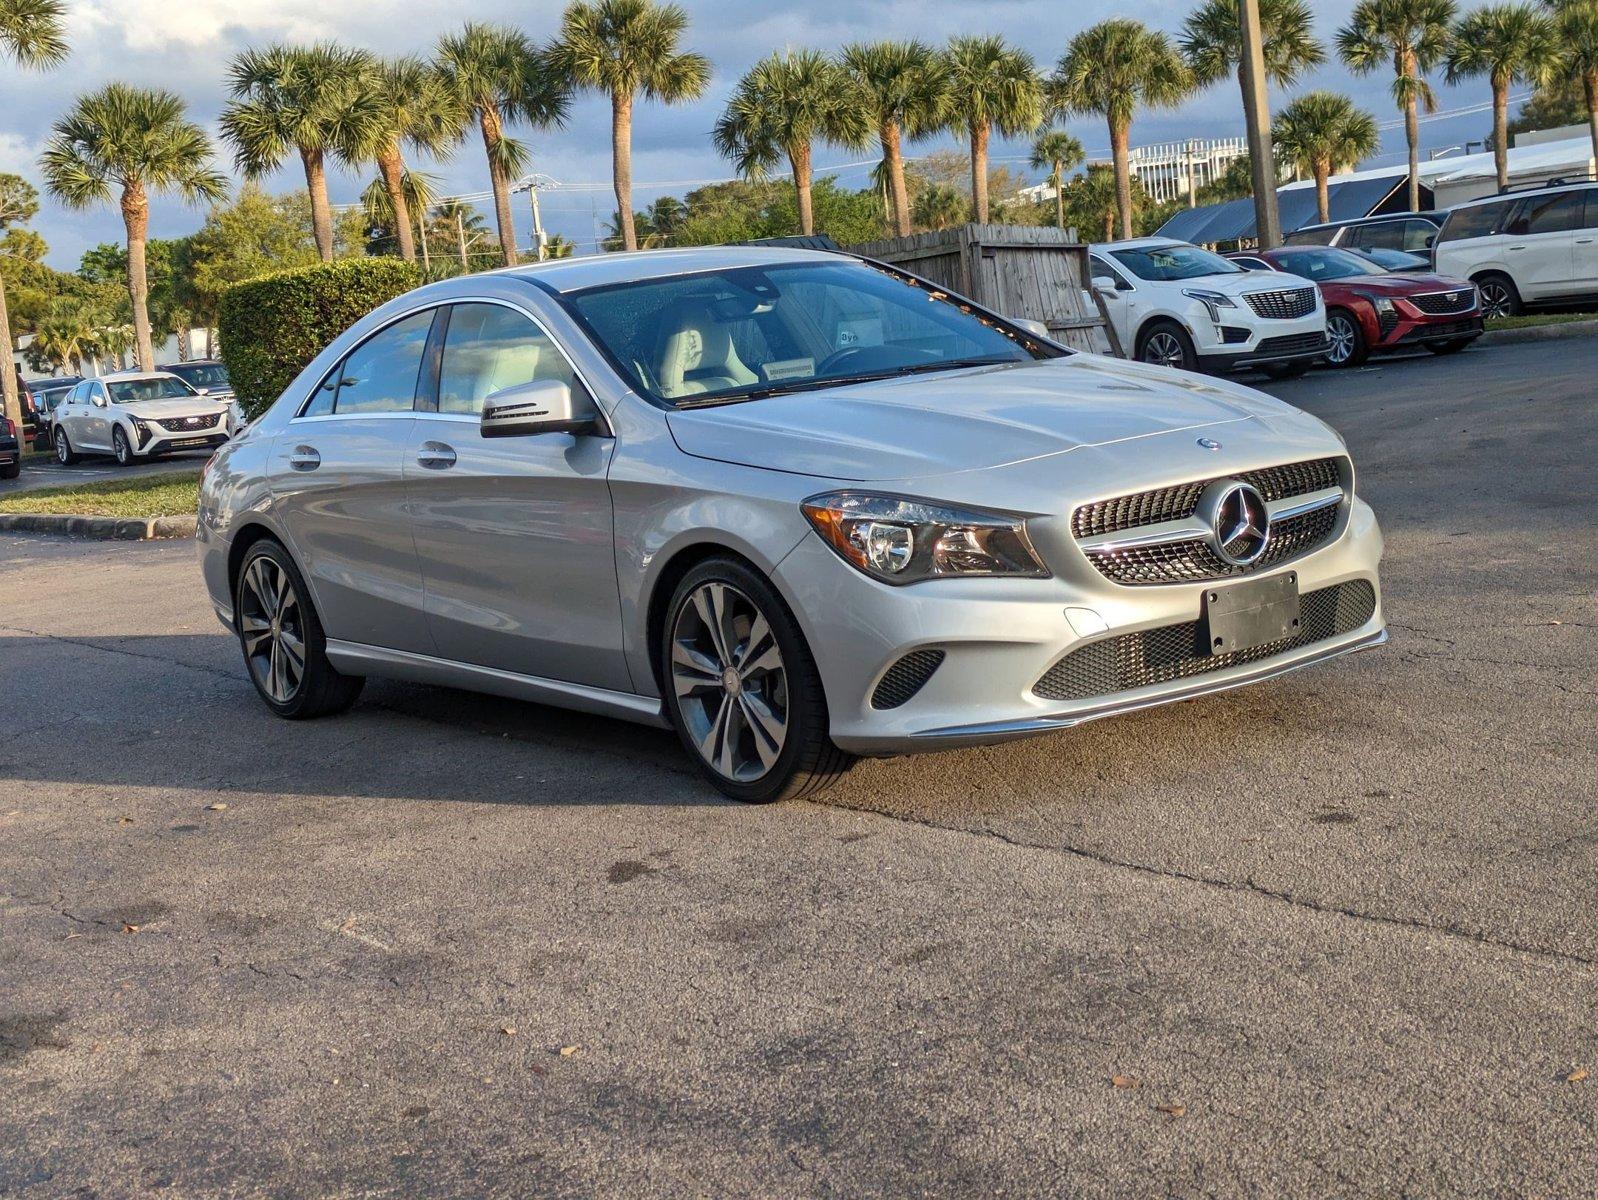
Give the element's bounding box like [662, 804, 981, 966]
[1378, 313, 1483, 348]
[131, 427, 230, 456]
[1199, 333, 1330, 372]
[775, 497, 1384, 756]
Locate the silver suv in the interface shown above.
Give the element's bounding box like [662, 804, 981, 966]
[1432, 180, 1598, 318]
[198, 247, 1386, 801]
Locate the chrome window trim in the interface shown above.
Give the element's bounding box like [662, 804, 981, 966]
[288, 296, 602, 424]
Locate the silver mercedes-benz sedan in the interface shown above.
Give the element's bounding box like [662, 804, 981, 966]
[198, 246, 1385, 802]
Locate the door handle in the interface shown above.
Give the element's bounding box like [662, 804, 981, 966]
[287, 445, 320, 471]
[1507, 245, 1526, 252]
[1577, 238, 1595, 245]
[416, 441, 456, 470]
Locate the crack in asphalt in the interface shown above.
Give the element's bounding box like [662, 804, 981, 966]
[819, 797, 1598, 972]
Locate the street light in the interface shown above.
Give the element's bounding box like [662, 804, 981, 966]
[1238, 0, 1283, 249]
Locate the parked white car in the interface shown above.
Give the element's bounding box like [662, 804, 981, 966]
[1431, 180, 1598, 319]
[52, 372, 235, 466]
[1089, 238, 1328, 378]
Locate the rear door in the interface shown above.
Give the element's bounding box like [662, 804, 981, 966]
[402, 300, 627, 690]
[1501, 191, 1583, 300]
[1574, 188, 1598, 289]
[267, 308, 437, 654]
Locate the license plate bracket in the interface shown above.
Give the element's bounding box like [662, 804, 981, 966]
[1203, 572, 1301, 656]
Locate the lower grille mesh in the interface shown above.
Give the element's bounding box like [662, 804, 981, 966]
[1033, 580, 1376, 703]
[871, 649, 946, 710]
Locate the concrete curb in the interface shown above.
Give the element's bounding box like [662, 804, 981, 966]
[0, 512, 197, 540]
[1476, 318, 1598, 347]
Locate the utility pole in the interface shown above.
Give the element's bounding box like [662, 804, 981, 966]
[417, 209, 430, 273]
[1185, 141, 1198, 209]
[528, 182, 547, 262]
[457, 211, 469, 273]
[1238, 0, 1282, 249]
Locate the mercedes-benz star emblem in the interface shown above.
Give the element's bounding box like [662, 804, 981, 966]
[1198, 480, 1271, 566]
[1197, 437, 1222, 450]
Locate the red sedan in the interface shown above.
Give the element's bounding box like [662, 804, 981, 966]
[1227, 245, 1483, 368]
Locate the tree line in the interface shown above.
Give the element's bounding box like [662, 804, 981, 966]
[4, 0, 1598, 413]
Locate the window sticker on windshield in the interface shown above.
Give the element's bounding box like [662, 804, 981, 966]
[763, 357, 815, 382]
[835, 317, 883, 349]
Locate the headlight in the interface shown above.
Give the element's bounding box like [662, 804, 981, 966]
[130, 418, 149, 433]
[1182, 289, 1238, 322]
[800, 492, 1049, 585]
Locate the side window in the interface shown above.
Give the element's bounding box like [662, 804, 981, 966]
[1508, 191, 1585, 236]
[89, 383, 107, 405]
[1402, 221, 1437, 251]
[303, 310, 433, 418]
[1090, 254, 1131, 289]
[1438, 201, 1512, 244]
[1352, 222, 1404, 251]
[436, 303, 586, 416]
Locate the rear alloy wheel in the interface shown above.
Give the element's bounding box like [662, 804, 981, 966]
[235, 539, 364, 719]
[1323, 308, 1368, 368]
[1136, 322, 1197, 371]
[1476, 275, 1520, 320]
[662, 559, 852, 803]
[112, 426, 134, 466]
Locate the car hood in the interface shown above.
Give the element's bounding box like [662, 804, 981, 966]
[1322, 272, 1471, 296]
[113, 398, 230, 420]
[664, 355, 1325, 482]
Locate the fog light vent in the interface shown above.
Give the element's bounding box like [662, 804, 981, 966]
[870, 649, 946, 710]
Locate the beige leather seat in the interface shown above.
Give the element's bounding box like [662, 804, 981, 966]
[655, 302, 759, 398]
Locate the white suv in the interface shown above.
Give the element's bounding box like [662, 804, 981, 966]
[1090, 238, 1328, 378]
[53, 372, 235, 466]
[1432, 181, 1598, 319]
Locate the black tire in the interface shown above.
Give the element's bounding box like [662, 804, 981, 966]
[1426, 337, 1475, 355]
[1259, 360, 1312, 380]
[112, 426, 134, 467]
[233, 538, 364, 720]
[1475, 273, 1521, 320]
[0, 461, 18, 480]
[1323, 307, 1369, 368]
[54, 428, 79, 465]
[660, 557, 854, 804]
[1135, 320, 1198, 371]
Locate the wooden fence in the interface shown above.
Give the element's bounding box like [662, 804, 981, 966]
[849, 224, 1120, 356]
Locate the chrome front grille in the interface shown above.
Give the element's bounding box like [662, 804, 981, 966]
[1244, 287, 1317, 320]
[1408, 288, 1477, 316]
[156, 412, 221, 432]
[1033, 580, 1376, 702]
[1072, 457, 1348, 586]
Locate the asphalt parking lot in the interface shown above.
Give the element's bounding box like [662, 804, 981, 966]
[0, 448, 212, 495]
[1, 339, 1594, 1197]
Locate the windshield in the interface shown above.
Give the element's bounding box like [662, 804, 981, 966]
[1111, 244, 1242, 282]
[167, 363, 230, 388]
[562, 260, 1054, 407]
[1271, 247, 1386, 281]
[108, 376, 198, 404]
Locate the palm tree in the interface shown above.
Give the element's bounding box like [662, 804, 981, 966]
[362, 167, 441, 258]
[1029, 129, 1085, 229]
[1, 0, 66, 444]
[1273, 92, 1382, 221]
[1338, 0, 1457, 213]
[1064, 163, 1131, 241]
[940, 36, 1043, 223]
[1052, 20, 1192, 240]
[714, 49, 868, 236]
[841, 41, 948, 238]
[552, 0, 710, 252]
[40, 84, 226, 372]
[220, 42, 374, 263]
[435, 24, 569, 268]
[1182, 0, 1326, 103]
[343, 57, 461, 262]
[644, 194, 687, 238]
[912, 183, 967, 231]
[545, 233, 576, 259]
[1545, 1, 1598, 167]
[1447, 4, 1560, 187]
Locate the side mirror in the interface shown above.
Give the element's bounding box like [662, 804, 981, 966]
[1092, 276, 1118, 294]
[196, 386, 211, 396]
[481, 379, 594, 438]
[1424, 235, 1436, 249]
[1011, 317, 1050, 339]
[90, 393, 106, 408]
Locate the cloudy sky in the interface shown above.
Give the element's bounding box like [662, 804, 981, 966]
[2, 0, 1518, 269]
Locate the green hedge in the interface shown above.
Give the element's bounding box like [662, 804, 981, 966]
[218, 258, 423, 418]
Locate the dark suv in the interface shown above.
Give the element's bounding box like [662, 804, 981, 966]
[1284, 212, 1447, 255]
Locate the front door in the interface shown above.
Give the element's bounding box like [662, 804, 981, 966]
[403, 301, 628, 691]
[81, 381, 113, 451]
[268, 309, 436, 655]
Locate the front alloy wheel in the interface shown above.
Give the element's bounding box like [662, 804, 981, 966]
[1325, 311, 1358, 366]
[661, 559, 852, 803]
[1141, 329, 1188, 369]
[1478, 279, 1517, 320]
[239, 554, 305, 705]
[112, 426, 134, 466]
[672, 581, 789, 783]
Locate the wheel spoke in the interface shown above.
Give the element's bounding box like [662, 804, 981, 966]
[240, 615, 271, 655]
[671, 640, 723, 696]
[718, 697, 745, 777]
[692, 584, 733, 666]
[738, 614, 780, 678]
[698, 694, 732, 769]
[739, 693, 785, 768]
[279, 627, 305, 670]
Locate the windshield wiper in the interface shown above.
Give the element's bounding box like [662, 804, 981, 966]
[676, 356, 1021, 408]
